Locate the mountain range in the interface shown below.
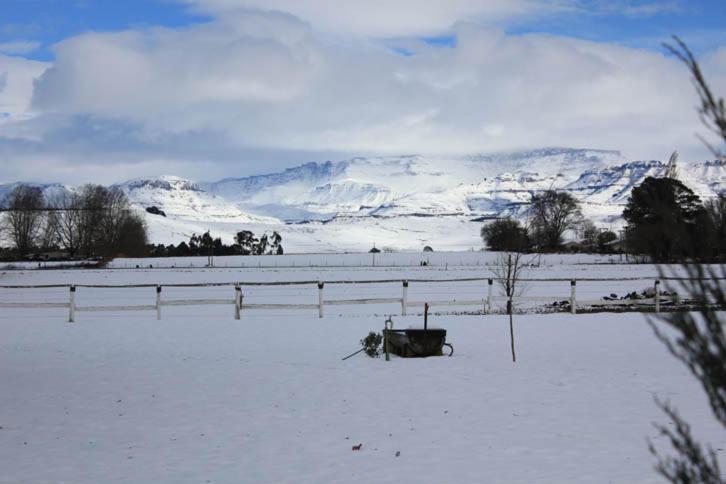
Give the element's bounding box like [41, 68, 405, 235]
[2, 148, 724, 252]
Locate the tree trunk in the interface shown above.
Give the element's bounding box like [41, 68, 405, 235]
[509, 312, 516, 363]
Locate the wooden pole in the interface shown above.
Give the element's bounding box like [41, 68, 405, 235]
[68, 285, 76, 323]
[384, 317, 392, 362]
[234, 284, 241, 320]
[156, 285, 162, 320]
[401, 280, 408, 316]
[341, 347, 366, 361]
[570, 280, 577, 315]
[654, 279, 661, 313]
[318, 281, 324, 318]
[487, 278, 493, 313]
[424, 302, 429, 331]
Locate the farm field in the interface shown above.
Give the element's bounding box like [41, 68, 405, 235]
[0, 253, 724, 483]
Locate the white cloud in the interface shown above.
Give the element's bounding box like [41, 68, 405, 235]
[0, 54, 48, 123]
[33, 11, 321, 119]
[0, 40, 41, 55]
[0, 6, 724, 184]
[178, 0, 574, 38]
[587, 0, 682, 17]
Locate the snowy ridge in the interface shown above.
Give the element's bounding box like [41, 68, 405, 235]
[2, 149, 725, 251]
[204, 149, 627, 221]
[117, 175, 278, 224]
[136, 151, 726, 249]
[565, 160, 667, 204]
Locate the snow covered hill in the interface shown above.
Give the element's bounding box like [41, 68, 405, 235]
[204, 148, 626, 221]
[2, 149, 724, 251]
[135, 150, 726, 250]
[119, 176, 277, 224]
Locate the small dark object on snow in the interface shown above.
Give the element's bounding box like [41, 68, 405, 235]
[145, 206, 166, 217]
[385, 328, 449, 357]
[383, 303, 453, 357]
[352, 443, 362, 451]
[395, 451, 401, 457]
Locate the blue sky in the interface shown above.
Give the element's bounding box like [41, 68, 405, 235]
[0, 0, 210, 60]
[508, 0, 726, 54]
[2, 0, 725, 61]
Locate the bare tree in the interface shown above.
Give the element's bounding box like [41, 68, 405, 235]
[529, 190, 582, 250]
[46, 185, 148, 258]
[48, 191, 82, 257]
[580, 218, 599, 249]
[647, 37, 726, 484]
[77, 184, 108, 257]
[5, 185, 45, 256]
[96, 186, 133, 255]
[664, 36, 725, 159]
[648, 264, 725, 483]
[38, 210, 59, 251]
[492, 252, 533, 362]
[649, 400, 722, 484]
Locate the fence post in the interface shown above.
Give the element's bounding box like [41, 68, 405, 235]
[234, 284, 241, 320]
[570, 280, 577, 315]
[401, 280, 408, 316]
[487, 278, 493, 313]
[318, 281, 324, 318]
[654, 279, 661, 313]
[156, 285, 162, 320]
[68, 285, 76, 323]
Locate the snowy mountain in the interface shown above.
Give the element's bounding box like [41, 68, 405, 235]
[118, 175, 277, 224]
[204, 148, 626, 222]
[2, 149, 724, 252]
[151, 150, 726, 250]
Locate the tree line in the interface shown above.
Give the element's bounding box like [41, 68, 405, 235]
[147, 229, 283, 257]
[481, 182, 726, 262]
[0, 184, 148, 260]
[481, 189, 619, 254]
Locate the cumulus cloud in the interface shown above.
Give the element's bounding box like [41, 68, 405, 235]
[178, 0, 574, 38]
[0, 54, 48, 122]
[0, 4, 724, 184]
[33, 10, 321, 119]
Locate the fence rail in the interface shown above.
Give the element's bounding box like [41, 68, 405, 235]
[1, 276, 721, 322]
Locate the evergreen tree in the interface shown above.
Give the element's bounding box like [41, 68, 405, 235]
[623, 177, 708, 262]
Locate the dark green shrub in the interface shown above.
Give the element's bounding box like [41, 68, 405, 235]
[360, 332, 383, 357]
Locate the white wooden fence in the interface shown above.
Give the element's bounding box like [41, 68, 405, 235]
[0, 276, 713, 322]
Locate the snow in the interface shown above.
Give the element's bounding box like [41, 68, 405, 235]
[120, 176, 278, 224]
[3, 149, 724, 252]
[1, 260, 724, 483]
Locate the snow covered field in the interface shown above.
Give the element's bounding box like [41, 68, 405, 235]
[2, 252, 719, 320]
[1, 258, 724, 483]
